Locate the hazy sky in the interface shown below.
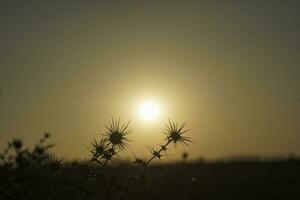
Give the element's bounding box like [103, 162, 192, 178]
[0, 0, 299, 161]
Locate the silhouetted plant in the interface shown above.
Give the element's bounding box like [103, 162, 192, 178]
[0, 133, 54, 169]
[0, 117, 193, 200]
[104, 118, 132, 150]
[89, 118, 132, 166]
[47, 154, 64, 172]
[137, 119, 192, 166]
[89, 118, 191, 168]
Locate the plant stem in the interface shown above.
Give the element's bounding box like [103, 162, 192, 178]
[145, 139, 172, 166]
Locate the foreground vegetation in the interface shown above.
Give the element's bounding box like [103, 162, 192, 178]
[1, 119, 299, 200]
[0, 119, 193, 200]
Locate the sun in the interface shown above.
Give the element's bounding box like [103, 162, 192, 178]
[139, 101, 160, 121]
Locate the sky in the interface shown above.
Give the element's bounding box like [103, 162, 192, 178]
[0, 0, 299, 161]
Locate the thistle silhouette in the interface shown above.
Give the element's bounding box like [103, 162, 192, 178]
[133, 119, 192, 166]
[0, 117, 193, 200]
[89, 118, 132, 166]
[90, 118, 191, 167]
[104, 118, 132, 150]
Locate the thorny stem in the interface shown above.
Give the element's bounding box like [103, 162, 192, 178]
[145, 139, 172, 166]
[89, 145, 116, 167]
[93, 157, 103, 165]
[89, 154, 99, 164]
[103, 158, 109, 166]
[103, 144, 115, 167]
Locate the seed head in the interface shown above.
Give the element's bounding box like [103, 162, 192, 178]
[44, 132, 50, 139]
[12, 139, 23, 150]
[164, 119, 192, 147]
[104, 118, 132, 150]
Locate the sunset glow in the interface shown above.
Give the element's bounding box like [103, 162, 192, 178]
[139, 101, 160, 121]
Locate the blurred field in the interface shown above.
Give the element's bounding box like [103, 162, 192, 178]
[1, 159, 300, 200]
[146, 160, 300, 200]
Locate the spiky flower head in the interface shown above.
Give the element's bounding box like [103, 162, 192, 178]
[164, 119, 192, 147]
[104, 118, 132, 150]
